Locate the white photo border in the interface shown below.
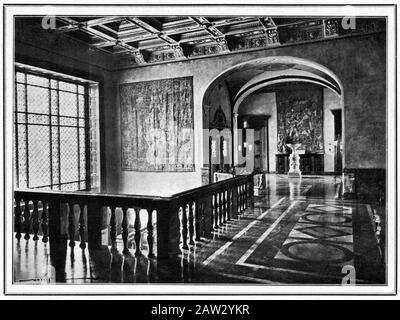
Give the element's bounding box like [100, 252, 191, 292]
[1, 1, 397, 298]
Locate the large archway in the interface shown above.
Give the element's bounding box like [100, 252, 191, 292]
[202, 56, 344, 183]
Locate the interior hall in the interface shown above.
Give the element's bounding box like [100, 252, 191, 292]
[12, 15, 387, 285]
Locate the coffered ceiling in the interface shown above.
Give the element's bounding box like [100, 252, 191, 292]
[53, 16, 385, 67]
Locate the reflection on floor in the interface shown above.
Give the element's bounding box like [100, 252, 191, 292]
[13, 175, 385, 285]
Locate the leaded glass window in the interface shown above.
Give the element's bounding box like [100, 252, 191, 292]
[14, 70, 90, 191]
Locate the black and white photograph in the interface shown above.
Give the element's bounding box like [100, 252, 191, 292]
[1, 1, 398, 299]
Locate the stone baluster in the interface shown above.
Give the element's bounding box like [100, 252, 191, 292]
[219, 192, 224, 226]
[188, 202, 195, 245]
[23, 200, 31, 240]
[32, 200, 40, 240]
[242, 185, 245, 211]
[181, 205, 189, 250]
[77, 204, 85, 249]
[109, 206, 117, 249]
[222, 191, 227, 223]
[238, 186, 242, 212]
[231, 186, 238, 219]
[195, 201, 201, 241]
[213, 194, 218, 229]
[41, 201, 49, 243]
[242, 185, 246, 210]
[68, 203, 76, 247]
[204, 194, 213, 237]
[14, 197, 22, 240]
[239, 185, 243, 212]
[242, 184, 245, 210]
[244, 183, 248, 209]
[121, 207, 129, 254]
[147, 209, 155, 258]
[134, 209, 142, 257]
[237, 186, 241, 212]
[227, 190, 231, 221]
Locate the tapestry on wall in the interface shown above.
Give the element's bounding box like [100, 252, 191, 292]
[120, 76, 194, 172]
[276, 86, 324, 153]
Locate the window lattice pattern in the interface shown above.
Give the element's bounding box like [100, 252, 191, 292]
[14, 71, 89, 191]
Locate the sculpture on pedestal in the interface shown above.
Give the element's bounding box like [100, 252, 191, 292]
[287, 143, 302, 178]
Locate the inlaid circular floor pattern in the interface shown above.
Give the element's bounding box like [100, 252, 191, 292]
[280, 240, 354, 264]
[302, 213, 352, 225]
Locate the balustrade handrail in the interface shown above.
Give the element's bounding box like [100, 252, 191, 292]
[14, 173, 253, 204]
[13, 173, 255, 259]
[14, 189, 170, 201]
[170, 174, 252, 203]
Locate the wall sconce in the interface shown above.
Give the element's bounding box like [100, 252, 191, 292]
[238, 145, 242, 151]
[243, 142, 247, 148]
[248, 144, 253, 151]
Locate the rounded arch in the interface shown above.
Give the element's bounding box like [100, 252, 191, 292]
[202, 55, 345, 171]
[233, 69, 342, 114]
[202, 56, 343, 113]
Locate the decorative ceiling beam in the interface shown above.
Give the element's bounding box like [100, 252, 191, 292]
[258, 17, 276, 29]
[126, 17, 187, 58]
[212, 17, 258, 27]
[162, 17, 257, 36]
[85, 26, 117, 42]
[96, 24, 119, 38]
[96, 32, 154, 48]
[258, 17, 280, 45]
[87, 27, 147, 65]
[56, 17, 146, 65]
[269, 17, 277, 28]
[189, 16, 224, 37]
[93, 40, 117, 48]
[189, 17, 230, 52]
[56, 16, 124, 32]
[58, 16, 270, 53]
[56, 17, 81, 32]
[84, 16, 125, 27]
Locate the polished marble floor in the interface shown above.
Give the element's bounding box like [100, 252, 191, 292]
[13, 175, 385, 285]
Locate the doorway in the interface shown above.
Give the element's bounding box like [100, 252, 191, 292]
[238, 115, 270, 173]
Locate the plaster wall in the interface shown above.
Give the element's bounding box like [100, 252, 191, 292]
[16, 19, 385, 195]
[113, 33, 385, 188]
[112, 33, 385, 194]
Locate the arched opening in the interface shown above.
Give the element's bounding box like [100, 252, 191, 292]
[202, 56, 344, 183]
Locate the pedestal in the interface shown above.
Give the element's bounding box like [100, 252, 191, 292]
[253, 173, 266, 196]
[287, 143, 302, 178]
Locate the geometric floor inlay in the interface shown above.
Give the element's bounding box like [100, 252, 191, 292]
[276, 203, 354, 267]
[280, 241, 354, 264]
[14, 174, 385, 284]
[239, 202, 356, 280]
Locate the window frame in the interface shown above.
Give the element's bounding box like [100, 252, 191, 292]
[14, 67, 91, 191]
